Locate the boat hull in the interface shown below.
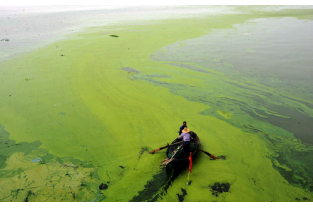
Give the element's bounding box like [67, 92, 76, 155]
[166, 131, 200, 166]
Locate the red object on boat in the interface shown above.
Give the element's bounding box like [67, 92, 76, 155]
[188, 152, 192, 173]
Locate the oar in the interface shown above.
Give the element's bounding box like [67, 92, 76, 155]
[187, 171, 191, 186]
[199, 147, 219, 159]
[150, 141, 183, 154]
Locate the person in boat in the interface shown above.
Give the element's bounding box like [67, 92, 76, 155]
[178, 121, 187, 135]
[177, 127, 192, 158]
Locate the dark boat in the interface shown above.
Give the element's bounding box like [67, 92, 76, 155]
[163, 131, 200, 167]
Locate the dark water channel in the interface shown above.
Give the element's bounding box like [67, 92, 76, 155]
[130, 164, 184, 202]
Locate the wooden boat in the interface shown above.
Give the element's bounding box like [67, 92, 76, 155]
[162, 131, 200, 167]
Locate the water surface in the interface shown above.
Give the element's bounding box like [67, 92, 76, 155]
[0, 5, 313, 202]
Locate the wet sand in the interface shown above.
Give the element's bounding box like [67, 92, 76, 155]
[0, 6, 313, 202]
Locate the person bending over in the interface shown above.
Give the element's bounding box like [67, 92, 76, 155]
[177, 127, 192, 158]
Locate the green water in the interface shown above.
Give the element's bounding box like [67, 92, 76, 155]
[0, 7, 313, 202]
[148, 13, 313, 194]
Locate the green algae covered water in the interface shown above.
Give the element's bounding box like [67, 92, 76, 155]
[0, 6, 313, 202]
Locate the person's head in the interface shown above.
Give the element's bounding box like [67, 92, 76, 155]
[183, 121, 187, 126]
[182, 127, 190, 133]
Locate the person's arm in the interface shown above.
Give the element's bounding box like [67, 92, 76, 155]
[178, 126, 183, 134]
[177, 133, 183, 140]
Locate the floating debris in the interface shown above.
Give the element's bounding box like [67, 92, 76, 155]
[210, 182, 230, 196]
[99, 183, 108, 190]
[1, 39, 9, 41]
[110, 35, 119, 38]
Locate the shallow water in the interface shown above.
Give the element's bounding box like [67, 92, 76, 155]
[0, 6, 313, 202]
